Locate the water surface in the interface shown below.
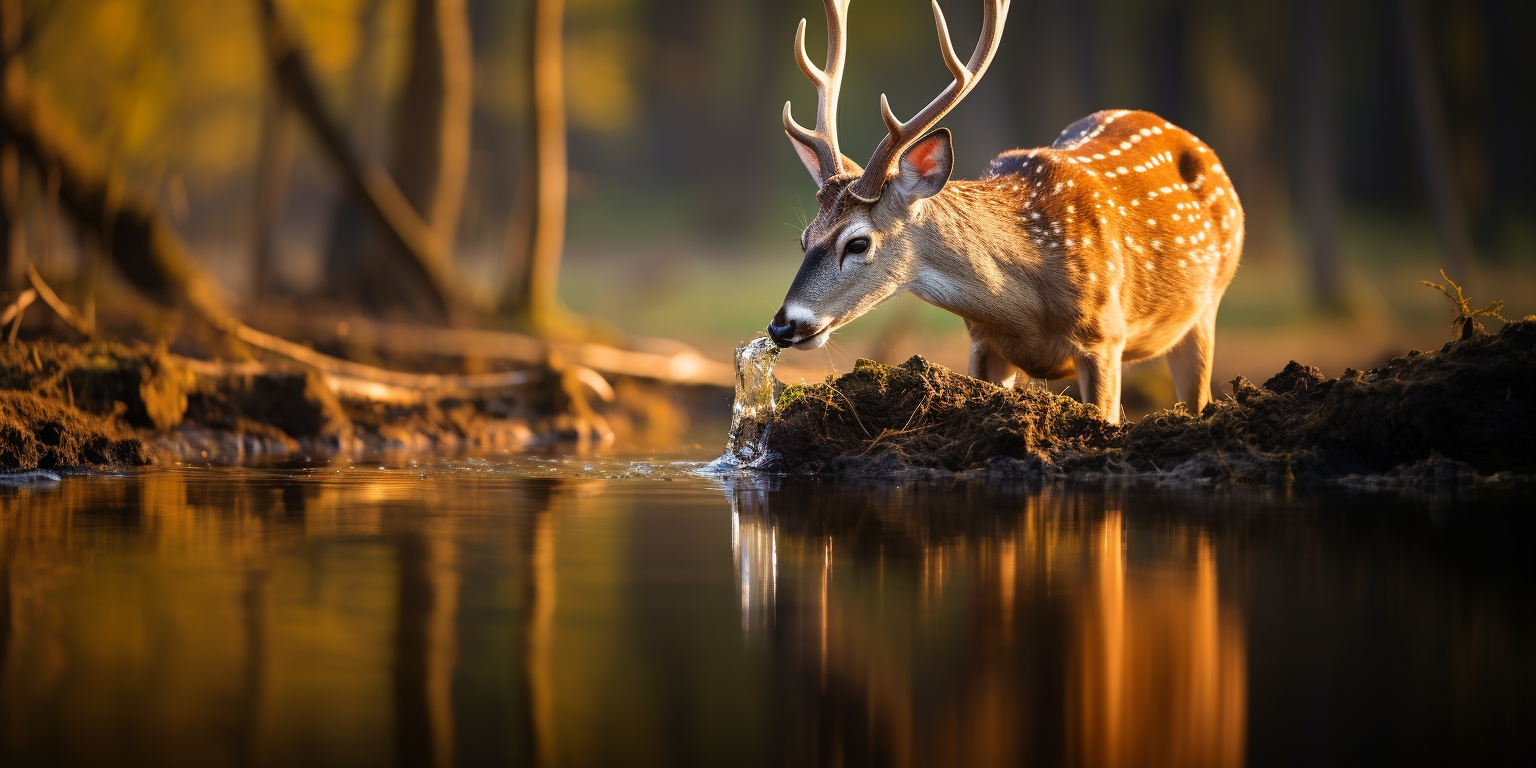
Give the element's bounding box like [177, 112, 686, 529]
[0, 463, 1530, 767]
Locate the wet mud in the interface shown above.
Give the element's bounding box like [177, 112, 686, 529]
[764, 320, 1536, 485]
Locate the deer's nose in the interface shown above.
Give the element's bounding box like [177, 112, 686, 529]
[767, 307, 797, 348]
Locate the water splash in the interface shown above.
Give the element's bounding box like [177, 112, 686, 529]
[707, 336, 782, 470]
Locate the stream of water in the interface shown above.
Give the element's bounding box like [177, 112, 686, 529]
[709, 336, 782, 470]
[0, 462, 1531, 767]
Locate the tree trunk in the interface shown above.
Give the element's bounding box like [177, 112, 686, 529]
[251, 83, 295, 298]
[393, 0, 473, 257]
[322, 0, 388, 302]
[1298, 0, 1340, 307]
[256, 0, 461, 319]
[0, 0, 22, 292]
[326, 0, 473, 317]
[1394, 0, 1474, 282]
[502, 0, 568, 329]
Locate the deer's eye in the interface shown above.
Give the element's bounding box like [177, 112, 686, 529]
[844, 237, 871, 256]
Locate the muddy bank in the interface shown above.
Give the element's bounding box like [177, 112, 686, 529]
[764, 320, 1536, 484]
[0, 340, 714, 469]
[0, 390, 150, 469]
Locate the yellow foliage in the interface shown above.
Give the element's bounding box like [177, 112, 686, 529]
[566, 29, 640, 133]
[21, 0, 393, 188]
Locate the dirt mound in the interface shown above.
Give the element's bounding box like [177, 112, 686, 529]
[767, 356, 1115, 474]
[0, 390, 150, 470]
[764, 320, 1536, 483]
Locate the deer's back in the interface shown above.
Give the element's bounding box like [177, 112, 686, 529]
[986, 110, 1244, 358]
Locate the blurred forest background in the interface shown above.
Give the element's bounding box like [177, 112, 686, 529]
[1, 0, 1533, 400]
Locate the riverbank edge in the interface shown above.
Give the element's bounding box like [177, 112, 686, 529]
[759, 320, 1535, 488]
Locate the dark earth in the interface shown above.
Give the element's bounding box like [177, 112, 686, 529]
[3, 321, 1533, 483]
[765, 319, 1536, 485]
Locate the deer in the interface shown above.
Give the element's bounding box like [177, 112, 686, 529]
[766, 0, 1244, 424]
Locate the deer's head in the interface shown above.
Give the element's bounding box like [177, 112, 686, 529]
[767, 0, 1010, 349]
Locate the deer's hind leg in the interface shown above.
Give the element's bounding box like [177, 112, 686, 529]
[1167, 304, 1217, 413]
[1074, 341, 1125, 424]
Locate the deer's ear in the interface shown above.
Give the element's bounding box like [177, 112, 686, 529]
[891, 129, 953, 203]
[786, 132, 827, 187]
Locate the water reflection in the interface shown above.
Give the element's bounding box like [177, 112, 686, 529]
[0, 468, 1531, 767]
[724, 478, 1531, 768]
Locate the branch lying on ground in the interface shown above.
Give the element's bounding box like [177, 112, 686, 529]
[255, 310, 736, 388]
[254, 0, 459, 318]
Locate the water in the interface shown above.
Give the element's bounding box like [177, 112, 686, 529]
[711, 337, 782, 469]
[0, 464, 1532, 767]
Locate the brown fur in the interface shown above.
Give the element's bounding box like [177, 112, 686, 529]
[781, 109, 1245, 423]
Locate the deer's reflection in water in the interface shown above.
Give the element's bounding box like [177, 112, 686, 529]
[728, 478, 1246, 768]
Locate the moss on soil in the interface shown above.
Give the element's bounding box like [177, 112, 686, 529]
[764, 320, 1536, 483]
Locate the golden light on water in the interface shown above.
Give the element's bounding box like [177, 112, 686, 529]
[731, 486, 1250, 767]
[1, 469, 1528, 766]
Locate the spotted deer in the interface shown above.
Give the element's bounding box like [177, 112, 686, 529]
[767, 0, 1244, 423]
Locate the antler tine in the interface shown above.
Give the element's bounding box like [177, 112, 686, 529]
[849, 0, 1010, 202]
[784, 0, 852, 183]
[794, 18, 825, 84]
[879, 94, 903, 139]
[931, 1, 972, 88]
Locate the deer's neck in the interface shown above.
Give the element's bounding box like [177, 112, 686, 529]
[898, 179, 1044, 331]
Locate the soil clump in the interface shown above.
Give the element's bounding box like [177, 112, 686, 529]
[0, 390, 149, 470]
[764, 320, 1536, 484]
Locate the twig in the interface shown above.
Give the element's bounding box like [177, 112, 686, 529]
[1, 287, 35, 327]
[1419, 269, 1505, 339]
[26, 264, 91, 336]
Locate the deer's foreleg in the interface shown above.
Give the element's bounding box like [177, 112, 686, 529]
[1074, 342, 1125, 424]
[1167, 305, 1217, 414]
[968, 335, 1021, 389]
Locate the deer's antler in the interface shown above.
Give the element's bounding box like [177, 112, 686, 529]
[783, 0, 853, 184]
[847, 0, 1010, 203]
